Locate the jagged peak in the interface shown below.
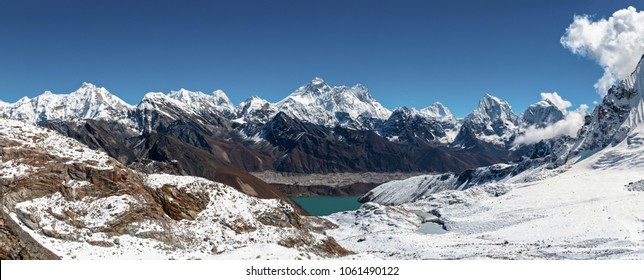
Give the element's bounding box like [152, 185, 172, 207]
[72, 82, 117, 99]
[389, 106, 415, 118]
[480, 93, 509, 107]
[80, 82, 97, 88]
[473, 94, 514, 117]
[306, 77, 330, 90]
[212, 89, 228, 98]
[242, 95, 266, 103]
[17, 96, 30, 103]
[419, 102, 454, 119]
[393, 106, 412, 113]
[288, 77, 333, 98]
[311, 77, 325, 86]
[167, 88, 207, 99]
[141, 91, 166, 100]
[238, 95, 270, 107]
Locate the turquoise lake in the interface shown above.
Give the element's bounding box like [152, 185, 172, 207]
[292, 196, 362, 216]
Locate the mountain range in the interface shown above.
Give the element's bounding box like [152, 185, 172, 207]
[0, 76, 575, 174]
[1, 55, 642, 260]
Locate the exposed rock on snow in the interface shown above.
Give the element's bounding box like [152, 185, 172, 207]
[626, 180, 644, 191]
[0, 118, 348, 259]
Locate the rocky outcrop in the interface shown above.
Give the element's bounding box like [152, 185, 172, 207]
[149, 184, 210, 221]
[0, 118, 350, 259]
[0, 210, 59, 260]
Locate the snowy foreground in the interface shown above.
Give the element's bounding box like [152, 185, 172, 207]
[1, 115, 642, 260]
[326, 136, 644, 259]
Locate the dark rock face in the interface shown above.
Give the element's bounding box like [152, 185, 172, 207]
[576, 85, 638, 152]
[48, 104, 505, 178]
[261, 113, 502, 173]
[0, 210, 60, 260]
[379, 107, 451, 145]
[149, 184, 210, 221]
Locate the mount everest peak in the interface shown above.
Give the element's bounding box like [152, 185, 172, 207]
[275, 78, 391, 128]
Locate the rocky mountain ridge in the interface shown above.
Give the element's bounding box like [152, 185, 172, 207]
[0, 118, 348, 259]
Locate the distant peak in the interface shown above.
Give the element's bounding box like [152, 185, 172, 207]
[73, 82, 112, 98]
[304, 77, 330, 91]
[311, 77, 325, 85]
[246, 95, 268, 103]
[479, 94, 509, 107]
[80, 82, 97, 89]
[482, 93, 500, 101]
[394, 106, 412, 112]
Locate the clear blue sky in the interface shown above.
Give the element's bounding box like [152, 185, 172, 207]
[0, 0, 638, 117]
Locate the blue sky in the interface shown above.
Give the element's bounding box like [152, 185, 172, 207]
[0, 0, 640, 117]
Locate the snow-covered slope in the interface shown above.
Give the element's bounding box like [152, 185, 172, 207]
[328, 143, 644, 259]
[365, 56, 644, 206]
[0, 118, 347, 260]
[332, 56, 644, 259]
[275, 78, 391, 128]
[0, 83, 135, 129]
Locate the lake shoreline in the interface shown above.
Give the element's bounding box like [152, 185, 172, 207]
[292, 196, 363, 216]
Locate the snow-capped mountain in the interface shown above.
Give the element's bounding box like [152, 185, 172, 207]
[275, 78, 392, 128]
[0, 83, 134, 128]
[452, 94, 519, 148]
[138, 88, 236, 119]
[418, 102, 458, 124]
[235, 96, 279, 124]
[520, 98, 566, 128]
[379, 106, 458, 144]
[0, 79, 511, 176]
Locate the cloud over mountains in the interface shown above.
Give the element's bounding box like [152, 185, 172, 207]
[561, 6, 644, 95]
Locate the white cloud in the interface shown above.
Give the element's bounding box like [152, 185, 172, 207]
[560, 6, 644, 95]
[540, 92, 571, 111]
[514, 93, 588, 145]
